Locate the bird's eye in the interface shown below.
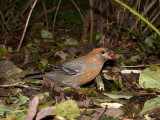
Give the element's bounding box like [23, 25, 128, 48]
[100, 51, 105, 54]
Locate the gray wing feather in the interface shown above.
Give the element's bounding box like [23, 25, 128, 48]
[53, 59, 85, 75]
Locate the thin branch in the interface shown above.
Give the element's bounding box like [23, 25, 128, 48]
[95, 106, 108, 120]
[143, 10, 160, 34]
[21, 0, 34, 15]
[42, 0, 49, 30]
[52, 0, 62, 34]
[70, 0, 85, 22]
[30, 7, 56, 23]
[11, 7, 56, 33]
[120, 63, 160, 68]
[148, 5, 160, 22]
[4, 0, 19, 12]
[89, 0, 94, 44]
[141, 0, 156, 17]
[114, 0, 160, 35]
[17, 0, 38, 52]
[130, 0, 141, 31]
[0, 9, 11, 31]
[81, 10, 90, 41]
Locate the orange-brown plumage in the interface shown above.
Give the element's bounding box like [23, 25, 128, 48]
[44, 48, 115, 88]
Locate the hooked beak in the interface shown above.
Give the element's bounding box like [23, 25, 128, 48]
[108, 50, 115, 60]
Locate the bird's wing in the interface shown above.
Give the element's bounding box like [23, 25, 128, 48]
[53, 59, 85, 75]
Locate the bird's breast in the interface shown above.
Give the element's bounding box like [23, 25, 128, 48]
[72, 66, 102, 85]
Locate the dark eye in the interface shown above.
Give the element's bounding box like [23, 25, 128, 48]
[100, 51, 105, 54]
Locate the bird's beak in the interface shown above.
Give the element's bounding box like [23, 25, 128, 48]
[108, 50, 115, 60]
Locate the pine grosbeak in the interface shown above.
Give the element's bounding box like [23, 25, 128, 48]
[44, 48, 115, 88]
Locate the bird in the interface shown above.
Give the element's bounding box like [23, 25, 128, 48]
[43, 48, 115, 88]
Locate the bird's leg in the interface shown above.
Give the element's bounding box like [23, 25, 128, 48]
[43, 76, 61, 92]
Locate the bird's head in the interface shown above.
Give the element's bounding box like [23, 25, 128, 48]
[89, 48, 115, 63]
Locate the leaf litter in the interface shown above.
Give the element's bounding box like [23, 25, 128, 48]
[0, 37, 160, 120]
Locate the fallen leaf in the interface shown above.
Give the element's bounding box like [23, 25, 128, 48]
[139, 68, 160, 89]
[24, 96, 39, 120]
[55, 51, 68, 60]
[41, 29, 53, 39]
[64, 38, 78, 45]
[140, 97, 160, 116]
[76, 99, 92, 107]
[95, 108, 124, 119]
[103, 92, 132, 100]
[36, 106, 56, 120]
[52, 100, 80, 119]
[0, 44, 7, 55]
[100, 102, 123, 108]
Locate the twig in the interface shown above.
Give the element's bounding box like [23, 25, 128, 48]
[114, 0, 160, 35]
[119, 1, 128, 26]
[17, 0, 38, 52]
[96, 106, 107, 120]
[148, 5, 160, 22]
[120, 63, 160, 68]
[30, 7, 56, 23]
[52, 0, 62, 34]
[70, 0, 85, 22]
[99, 0, 105, 47]
[89, 0, 94, 44]
[53, 0, 56, 7]
[66, 48, 78, 58]
[130, 0, 141, 32]
[22, 49, 30, 66]
[0, 9, 11, 31]
[8, 7, 56, 33]
[141, 0, 156, 17]
[21, 0, 34, 15]
[4, 0, 19, 12]
[78, 109, 87, 119]
[143, 10, 160, 34]
[0, 83, 40, 90]
[81, 10, 90, 41]
[42, 0, 49, 30]
[0, 94, 32, 97]
[140, 0, 156, 29]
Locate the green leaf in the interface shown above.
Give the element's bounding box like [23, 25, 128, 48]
[17, 93, 29, 105]
[0, 45, 8, 55]
[26, 43, 39, 53]
[86, 32, 101, 43]
[37, 92, 49, 100]
[38, 63, 43, 70]
[32, 54, 39, 61]
[145, 34, 156, 48]
[0, 104, 14, 116]
[23, 78, 42, 84]
[16, 88, 22, 94]
[114, 54, 125, 59]
[39, 101, 55, 110]
[40, 59, 48, 67]
[6, 68, 23, 77]
[149, 63, 160, 71]
[101, 116, 119, 120]
[56, 42, 64, 47]
[130, 55, 141, 62]
[64, 38, 78, 45]
[41, 29, 53, 39]
[122, 104, 141, 118]
[52, 100, 80, 119]
[103, 92, 132, 100]
[139, 68, 160, 89]
[140, 97, 160, 116]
